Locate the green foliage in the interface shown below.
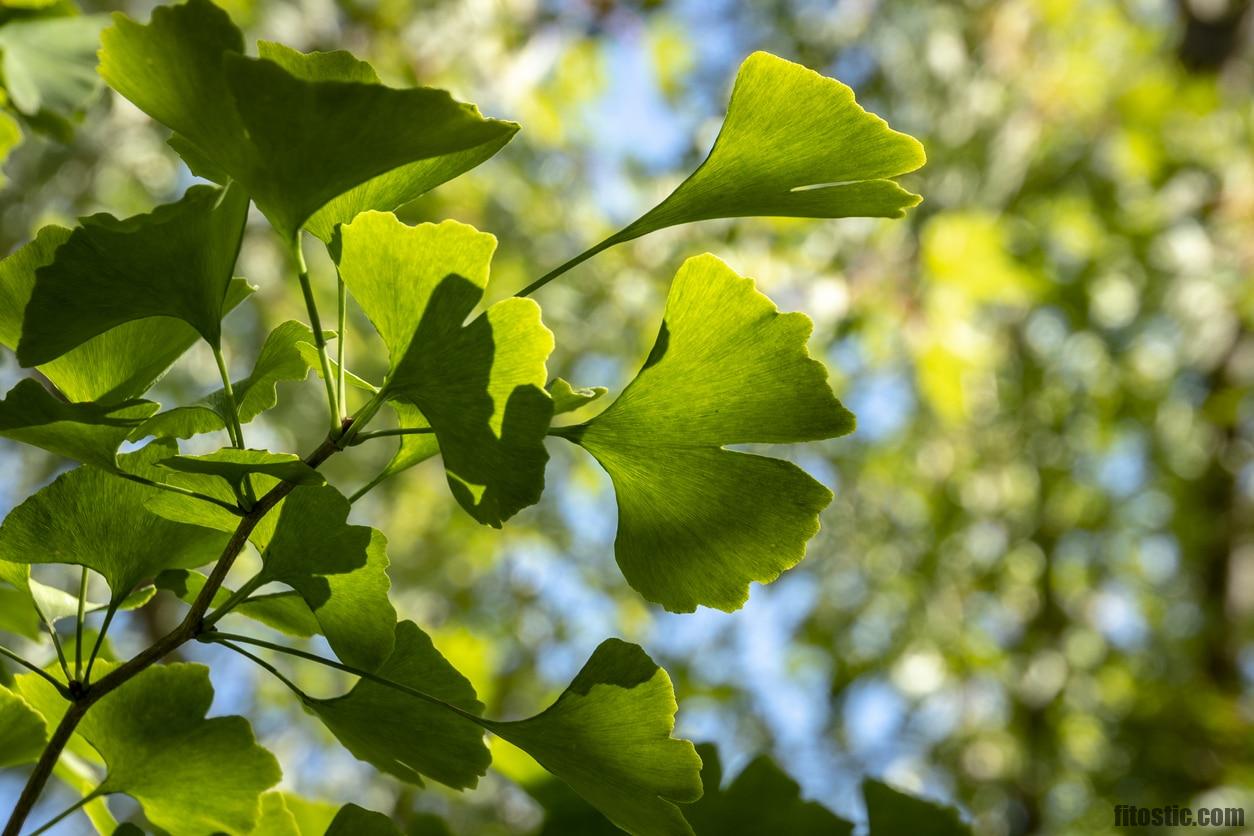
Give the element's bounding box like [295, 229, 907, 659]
[0, 1, 932, 831]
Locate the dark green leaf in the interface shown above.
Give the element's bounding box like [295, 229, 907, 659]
[338, 212, 554, 526]
[863, 779, 971, 836]
[485, 639, 703, 836]
[136, 321, 318, 439]
[16, 183, 250, 366]
[0, 378, 157, 470]
[0, 441, 231, 601]
[155, 569, 321, 638]
[158, 449, 326, 497]
[306, 620, 490, 789]
[325, 804, 402, 836]
[0, 225, 254, 403]
[16, 662, 281, 833]
[562, 254, 853, 612]
[684, 744, 852, 835]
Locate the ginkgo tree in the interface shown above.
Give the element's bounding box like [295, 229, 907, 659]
[0, 1, 959, 833]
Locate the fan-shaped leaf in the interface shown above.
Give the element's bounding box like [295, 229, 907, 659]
[156, 569, 321, 638]
[0, 378, 157, 470]
[16, 183, 250, 366]
[863, 779, 971, 836]
[337, 212, 554, 526]
[158, 449, 325, 496]
[559, 254, 853, 612]
[0, 686, 46, 768]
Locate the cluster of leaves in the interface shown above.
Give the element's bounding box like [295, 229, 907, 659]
[0, 1, 960, 833]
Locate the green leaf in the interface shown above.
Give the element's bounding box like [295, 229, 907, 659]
[0, 559, 156, 638]
[560, 254, 853, 612]
[325, 804, 403, 836]
[0, 441, 231, 601]
[0, 686, 46, 768]
[338, 212, 554, 526]
[0, 225, 254, 403]
[136, 321, 318, 439]
[278, 794, 339, 835]
[683, 744, 852, 835]
[355, 402, 440, 498]
[306, 620, 491, 789]
[258, 487, 395, 670]
[158, 449, 326, 497]
[0, 111, 22, 187]
[0, 15, 108, 117]
[863, 779, 971, 836]
[156, 569, 321, 638]
[244, 792, 300, 836]
[549, 378, 608, 415]
[0, 378, 158, 470]
[486, 639, 703, 836]
[606, 51, 923, 247]
[15, 662, 281, 833]
[16, 183, 249, 365]
[99, 0, 518, 240]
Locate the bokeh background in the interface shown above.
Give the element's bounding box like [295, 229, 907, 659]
[2, 0, 1253, 833]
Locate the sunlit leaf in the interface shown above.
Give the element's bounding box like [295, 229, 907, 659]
[137, 321, 317, 440]
[99, 0, 518, 240]
[158, 449, 325, 497]
[558, 254, 852, 611]
[16, 662, 281, 833]
[549, 378, 608, 415]
[0, 15, 108, 117]
[0, 560, 153, 638]
[486, 639, 703, 836]
[16, 183, 250, 366]
[0, 225, 253, 403]
[338, 212, 554, 526]
[306, 620, 491, 789]
[683, 744, 852, 835]
[863, 779, 971, 836]
[156, 569, 321, 638]
[0, 378, 157, 470]
[0, 441, 230, 601]
[0, 686, 46, 768]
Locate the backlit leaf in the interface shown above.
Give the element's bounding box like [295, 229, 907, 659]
[0, 441, 231, 601]
[0, 686, 46, 768]
[558, 254, 853, 612]
[15, 662, 281, 833]
[16, 183, 250, 366]
[0, 15, 108, 117]
[549, 378, 608, 415]
[0, 225, 253, 403]
[338, 212, 553, 526]
[0, 378, 158, 470]
[156, 569, 321, 639]
[158, 449, 326, 496]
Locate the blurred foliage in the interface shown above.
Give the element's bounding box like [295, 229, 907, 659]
[1, 0, 1252, 834]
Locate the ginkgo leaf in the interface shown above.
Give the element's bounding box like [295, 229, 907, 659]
[156, 569, 321, 638]
[279, 794, 339, 834]
[557, 254, 853, 612]
[257, 486, 395, 670]
[0, 15, 108, 117]
[158, 449, 326, 497]
[863, 779, 971, 836]
[325, 804, 403, 836]
[0, 560, 152, 638]
[486, 639, 703, 836]
[549, 378, 608, 415]
[16, 183, 250, 366]
[0, 378, 158, 470]
[245, 792, 301, 836]
[15, 662, 281, 833]
[683, 744, 852, 835]
[306, 620, 491, 789]
[0, 225, 254, 404]
[99, 0, 518, 241]
[353, 402, 440, 500]
[0, 686, 46, 768]
[0, 441, 231, 601]
[337, 212, 554, 526]
[136, 321, 318, 440]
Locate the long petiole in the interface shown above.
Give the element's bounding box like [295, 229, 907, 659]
[28, 789, 103, 836]
[113, 471, 243, 516]
[82, 604, 119, 685]
[74, 568, 87, 681]
[202, 575, 265, 628]
[346, 427, 434, 445]
[336, 272, 348, 422]
[213, 639, 308, 699]
[0, 644, 71, 698]
[515, 236, 617, 298]
[292, 236, 341, 435]
[201, 631, 483, 724]
[38, 613, 71, 683]
[211, 344, 247, 450]
[335, 386, 388, 448]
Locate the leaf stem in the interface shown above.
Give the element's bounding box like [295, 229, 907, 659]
[346, 426, 435, 445]
[200, 631, 484, 725]
[39, 614, 72, 684]
[74, 568, 87, 681]
[28, 788, 103, 836]
[82, 603, 118, 685]
[336, 272, 348, 422]
[335, 386, 387, 448]
[0, 644, 71, 698]
[113, 471, 243, 516]
[213, 638, 309, 700]
[212, 344, 247, 450]
[293, 236, 342, 436]
[202, 574, 266, 628]
[516, 235, 618, 297]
